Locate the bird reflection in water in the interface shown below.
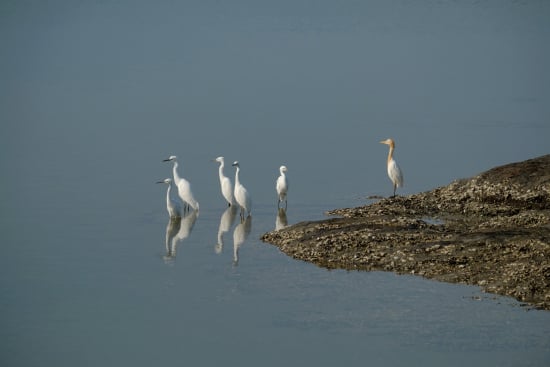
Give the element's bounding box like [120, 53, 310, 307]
[232, 215, 252, 266]
[275, 207, 288, 231]
[163, 210, 198, 263]
[215, 205, 238, 254]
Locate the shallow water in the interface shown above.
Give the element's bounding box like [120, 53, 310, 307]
[1, 1, 549, 366]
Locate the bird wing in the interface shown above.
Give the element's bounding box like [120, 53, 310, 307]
[388, 159, 404, 187]
[241, 186, 252, 211]
[221, 177, 234, 200]
[276, 176, 287, 194]
[177, 178, 196, 203]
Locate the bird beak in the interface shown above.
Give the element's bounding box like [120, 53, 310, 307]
[162, 159, 170, 162]
[156, 181, 164, 184]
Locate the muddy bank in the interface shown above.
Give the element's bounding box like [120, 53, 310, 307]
[261, 155, 550, 310]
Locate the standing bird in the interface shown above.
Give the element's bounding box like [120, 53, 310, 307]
[157, 178, 183, 219]
[276, 165, 289, 208]
[163, 155, 199, 212]
[231, 161, 252, 218]
[380, 138, 404, 197]
[212, 156, 234, 206]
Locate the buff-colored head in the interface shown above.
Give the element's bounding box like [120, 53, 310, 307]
[380, 138, 395, 148]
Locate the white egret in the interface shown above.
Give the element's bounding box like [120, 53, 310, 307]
[163, 155, 199, 211]
[156, 178, 183, 219]
[232, 161, 252, 218]
[212, 156, 234, 206]
[380, 138, 404, 197]
[276, 165, 288, 208]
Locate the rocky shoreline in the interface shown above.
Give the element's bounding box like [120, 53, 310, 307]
[261, 155, 550, 310]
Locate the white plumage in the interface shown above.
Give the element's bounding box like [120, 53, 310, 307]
[232, 161, 252, 218]
[157, 178, 183, 218]
[276, 165, 288, 208]
[213, 156, 234, 206]
[380, 138, 404, 197]
[163, 155, 199, 211]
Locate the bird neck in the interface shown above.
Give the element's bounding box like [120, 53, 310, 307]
[234, 166, 240, 185]
[172, 161, 181, 183]
[166, 183, 172, 204]
[218, 162, 225, 182]
[387, 144, 395, 165]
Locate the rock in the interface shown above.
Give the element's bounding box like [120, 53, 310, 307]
[261, 155, 550, 310]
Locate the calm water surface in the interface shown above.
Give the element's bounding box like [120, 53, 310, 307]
[1, 1, 549, 366]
